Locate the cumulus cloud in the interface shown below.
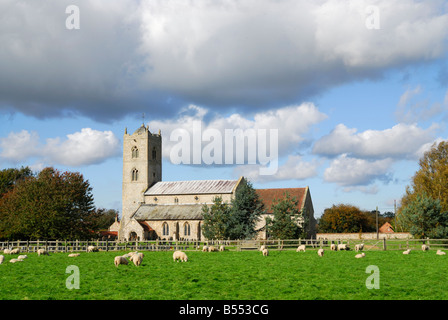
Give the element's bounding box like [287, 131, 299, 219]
[0, 128, 120, 167]
[1, 0, 448, 120]
[312, 123, 437, 160]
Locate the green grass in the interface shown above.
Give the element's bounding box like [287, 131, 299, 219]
[1, 249, 447, 300]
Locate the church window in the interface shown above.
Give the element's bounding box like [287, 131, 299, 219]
[184, 222, 190, 236]
[132, 168, 138, 181]
[162, 222, 169, 236]
[174, 197, 179, 204]
[132, 146, 139, 159]
[152, 147, 157, 160]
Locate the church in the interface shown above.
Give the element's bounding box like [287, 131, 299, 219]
[109, 124, 316, 241]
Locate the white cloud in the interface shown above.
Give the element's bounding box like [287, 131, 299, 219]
[0, 128, 120, 167]
[313, 123, 436, 160]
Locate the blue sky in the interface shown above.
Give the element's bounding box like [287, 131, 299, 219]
[1, 0, 448, 219]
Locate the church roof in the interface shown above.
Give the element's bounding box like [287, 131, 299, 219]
[133, 204, 206, 220]
[144, 179, 240, 196]
[256, 187, 309, 214]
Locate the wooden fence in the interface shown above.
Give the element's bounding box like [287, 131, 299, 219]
[1, 238, 447, 253]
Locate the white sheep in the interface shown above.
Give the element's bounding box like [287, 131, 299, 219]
[208, 245, 217, 252]
[355, 244, 364, 252]
[87, 246, 98, 253]
[173, 250, 188, 262]
[114, 256, 129, 267]
[9, 248, 20, 254]
[3, 249, 11, 255]
[403, 249, 411, 254]
[296, 245, 306, 252]
[219, 245, 225, 252]
[131, 253, 143, 266]
[422, 244, 429, 251]
[318, 249, 324, 257]
[355, 252, 366, 259]
[337, 244, 349, 251]
[37, 248, 49, 256]
[260, 245, 266, 252]
[17, 255, 28, 261]
[436, 250, 446, 256]
[330, 244, 336, 251]
[68, 253, 80, 257]
[262, 248, 269, 256]
[9, 258, 20, 263]
[0, 255, 4, 265]
[202, 246, 209, 252]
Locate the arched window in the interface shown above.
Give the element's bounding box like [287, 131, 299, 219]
[132, 168, 138, 181]
[184, 222, 190, 236]
[162, 222, 169, 236]
[152, 147, 157, 160]
[174, 197, 179, 204]
[132, 146, 139, 159]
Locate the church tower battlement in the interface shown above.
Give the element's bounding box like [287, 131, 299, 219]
[119, 124, 162, 239]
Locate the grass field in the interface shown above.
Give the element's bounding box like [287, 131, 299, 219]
[0, 249, 447, 300]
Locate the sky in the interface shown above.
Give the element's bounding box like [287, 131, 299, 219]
[1, 0, 448, 219]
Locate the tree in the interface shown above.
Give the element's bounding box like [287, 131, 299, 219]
[318, 204, 372, 233]
[265, 192, 303, 239]
[227, 179, 265, 240]
[201, 196, 231, 240]
[400, 193, 448, 239]
[0, 166, 33, 198]
[0, 167, 96, 240]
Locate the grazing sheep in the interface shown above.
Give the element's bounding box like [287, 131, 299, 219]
[208, 246, 217, 252]
[0, 255, 4, 264]
[355, 244, 364, 252]
[330, 244, 336, 251]
[355, 253, 366, 259]
[202, 246, 208, 252]
[114, 256, 129, 267]
[68, 253, 80, 257]
[87, 246, 98, 253]
[173, 250, 188, 262]
[3, 249, 11, 255]
[318, 249, 324, 257]
[337, 244, 349, 251]
[10, 248, 20, 254]
[17, 255, 28, 261]
[9, 258, 20, 263]
[296, 245, 306, 252]
[260, 245, 266, 252]
[262, 248, 269, 256]
[422, 244, 429, 251]
[37, 249, 49, 256]
[219, 245, 225, 252]
[131, 253, 143, 266]
[436, 250, 446, 256]
[403, 249, 411, 255]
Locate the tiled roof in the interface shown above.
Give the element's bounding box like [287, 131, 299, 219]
[256, 188, 308, 214]
[145, 179, 240, 195]
[134, 204, 206, 220]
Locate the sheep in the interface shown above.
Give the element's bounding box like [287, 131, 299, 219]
[355, 244, 364, 252]
[219, 245, 225, 252]
[260, 245, 266, 252]
[355, 253, 366, 259]
[296, 245, 306, 252]
[87, 246, 98, 253]
[37, 248, 49, 256]
[0, 255, 4, 265]
[9, 258, 20, 263]
[436, 250, 446, 256]
[9, 248, 20, 254]
[17, 255, 28, 261]
[114, 256, 129, 267]
[202, 246, 208, 252]
[422, 244, 429, 251]
[403, 249, 411, 255]
[3, 249, 11, 255]
[330, 244, 336, 251]
[131, 253, 143, 266]
[262, 248, 269, 256]
[337, 244, 349, 251]
[68, 253, 80, 257]
[208, 246, 217, 252]
[318, 249, 324, 257]
[173, 250, 188, 262]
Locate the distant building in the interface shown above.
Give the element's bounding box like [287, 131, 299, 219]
[379, 222, 394, 233]
[110, 124, 316, 241]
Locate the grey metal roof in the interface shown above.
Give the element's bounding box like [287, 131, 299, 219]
[133, 204, 206, 220]
[144, 179, 239, 196]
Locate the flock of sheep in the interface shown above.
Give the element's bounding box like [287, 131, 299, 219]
[0, 243, 446, 267]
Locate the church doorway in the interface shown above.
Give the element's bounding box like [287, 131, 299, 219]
[129, 231, 138, 241]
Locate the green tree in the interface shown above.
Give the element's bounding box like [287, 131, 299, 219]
[227, 179, 265, 240]
[0, 166, 33, 197]
[318, 204, 372, 233]
[400, 193, 448, 239]
[265, 192, 302, 239]
[0, 167, 96, 240]
[201, 196, 231, 240]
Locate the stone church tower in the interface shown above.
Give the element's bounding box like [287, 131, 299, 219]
[118, 124, 162, 240]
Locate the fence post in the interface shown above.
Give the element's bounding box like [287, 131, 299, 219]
[383, 238, 387, 251]
[106, 239, 109, 252]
